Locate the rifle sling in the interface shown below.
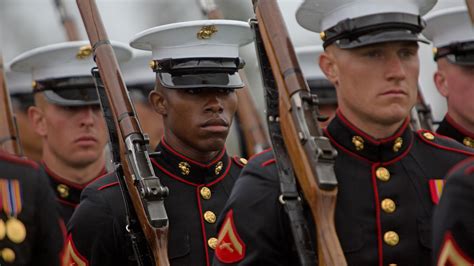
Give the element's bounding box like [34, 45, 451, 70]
[251, 20, 317, 266]
[91, 68, 153, 265]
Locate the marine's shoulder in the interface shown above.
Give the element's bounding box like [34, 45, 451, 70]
[246, 148, 276, 168]
[0, 151, 39, 171]
[415, 129, 474, 155]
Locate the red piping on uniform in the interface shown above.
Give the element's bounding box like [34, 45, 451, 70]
[0, 151, 38, 169]
[381, 140, 414, 166]
[370, 164, 384, 266]
[248, 147, 273, 162]
[161, 139, 226, 168]
[151, 156, 231, 187]
[466, 166, 474, 175]
[336, 110, 409, 145]
[324, 128, 373, 164]
[445, 157, 474, 177]
[65, 234, 90, 266]
[417, 131, 474, 157]
[196, 185, 211, 266]
[43, 162, 106, 189]
[446, 114, 474, 138]
[261, 159, 276, 167]
[232, 156, 245, 168]
[98, 181, 119, 191]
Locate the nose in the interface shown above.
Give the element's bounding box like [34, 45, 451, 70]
[385, 53, 407, 81]
[79, 106, 97, 126]
[205, 94, 224, 114]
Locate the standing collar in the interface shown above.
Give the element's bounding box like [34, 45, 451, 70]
[150, 139, 230, 186]
[325, 111, 413, 163]
[436, 114, 474, 148]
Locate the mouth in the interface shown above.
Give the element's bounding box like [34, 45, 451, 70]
[380, 89, 407, 96]
[200, 118, 229, 133]
[75, 136, 98, 145]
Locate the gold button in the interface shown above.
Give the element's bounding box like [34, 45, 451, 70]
[384, 231, 399, 246]
[393, 137, 403, 152]
[463, 137, 474, 148]
[320, 31, 326, 40]
[381, 198, 396, 213]
[204, 211, 216, 224]
[376, 167, 390, 182]
[352, 136, 364, 151]
[388, 264, 398, 266]
[57, 184, 70, 198]
[215, 161, 223, 175]
[423, 132, 435, 140]
[200, 187, 212, 200]
[239, 158, 248, 165]
[208, 237, 218, 249]
[1, 248, 15, 263]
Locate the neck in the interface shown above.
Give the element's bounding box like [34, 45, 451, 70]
[339, 110, 406, 140]
[42, 150, 105, 184]
[162, 137, 221, 163]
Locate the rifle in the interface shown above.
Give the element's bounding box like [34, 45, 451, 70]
[76, 0, 169, 265]
[411, 86, 435, 131]
[0, 55, 23, 156]
[54, 0, 81, 41]
[251, 0, 346, 265]
[198, 0, 270, 157]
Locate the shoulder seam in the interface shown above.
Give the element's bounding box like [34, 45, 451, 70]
[417, 130, 474, 157]
[0, 153, 39, 169]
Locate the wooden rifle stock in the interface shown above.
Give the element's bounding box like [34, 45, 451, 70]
[466, 0, 474, 23]
[54, 0, 81, 41]
[199, 0, 270, 156]
[0, 56, 22, 156]
[76, 1, 169, 265]
[252, 0, 346, 265]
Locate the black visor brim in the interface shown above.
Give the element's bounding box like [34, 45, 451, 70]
[42, 87, 100, 106]
[158, 72, 244, 89]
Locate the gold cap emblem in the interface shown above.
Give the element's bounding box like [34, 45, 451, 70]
[376, 167, 390, 182]
[393, 137, 403, 152]
[76, 45, 93, 59]
[381, 198, 396, 213]
[5, 217, 26, 244]
[57, 184, 70, 198]
[463, 137, 474, 148]
[352, 136, 364, 151]
[204, 211, 217, 224]
[149, 60, 158, 71]
[0, 219, 5, 240]
[178, 162, 191, 175]
[200, 187, 212, 200]
[1, 247, 15, 263]
[208, 237, 218, 249]
[320, 31, 326, 41]
[197, 25, 218, 40]
[215, 161, 224, 175]
[423, 132, 435, 141]
[239, 158, 248, 165]
[384, 231, 400, 246]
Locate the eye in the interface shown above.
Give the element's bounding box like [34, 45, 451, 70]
[217, 88, 235, 94]
[363, 49, 383, 58]
[399, 48, 417, 59]
[184, 88, 202, 94]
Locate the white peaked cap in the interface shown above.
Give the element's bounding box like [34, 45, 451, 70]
[121, 50, 155, 86]
[4, 65, 32, 94]
[295, 45, 326, 80]
[423, 1, 474, 47]
[129, 20, 254, 60]
[10, 41, 132, 81]
[296, 0, 437, 33]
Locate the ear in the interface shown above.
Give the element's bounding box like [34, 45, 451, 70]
[319, 51, 339, 87]
[434, 70, 449, 97]
[28, 106, 47, 137]
[149, 89, 167, 116]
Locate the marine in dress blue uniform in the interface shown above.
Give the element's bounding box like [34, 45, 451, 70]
[0, 151, 64, 266]
[213, 0, 474, 265]
[64, 20, 253, 266]
[433, 157, 474, 265]
[9, 41, 131, 223]
[423, 1, 474, 149]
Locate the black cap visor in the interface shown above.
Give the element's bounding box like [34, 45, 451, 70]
[322, 13, 427, 49]
[436, 42, 474, 66]
[158, 72, 244, 89]
[34, 77, 100, 106]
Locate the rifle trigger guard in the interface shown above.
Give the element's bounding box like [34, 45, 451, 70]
[279, 194, 301, 205]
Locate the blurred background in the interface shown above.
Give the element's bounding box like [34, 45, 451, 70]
[0, 0, 446, 156]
